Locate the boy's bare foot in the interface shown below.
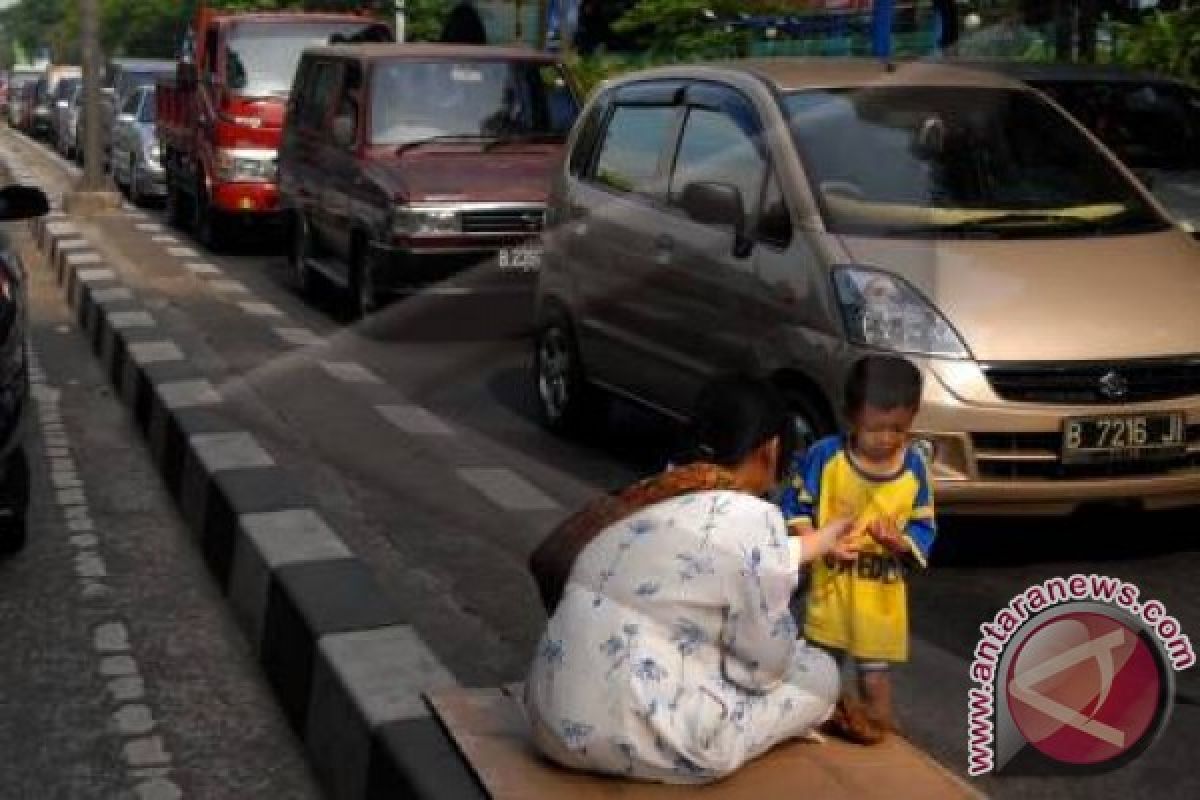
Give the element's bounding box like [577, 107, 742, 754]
[860, 670, 897, 735]
[820, 696, 886, 746]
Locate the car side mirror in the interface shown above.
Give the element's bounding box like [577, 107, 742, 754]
[679, 181, 752, 257]
[332, 114, 357, 149]
[0, 186, 49, 221]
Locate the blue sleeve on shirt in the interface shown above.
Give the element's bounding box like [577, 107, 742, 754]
[903, 448, 937, 567]
[779, 436, 837, 525]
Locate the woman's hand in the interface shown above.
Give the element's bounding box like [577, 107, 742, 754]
[867, 517, 908, 555]
[799, 518, 855, 564]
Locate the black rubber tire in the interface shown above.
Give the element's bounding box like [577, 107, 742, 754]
[345, 240, 378, 322]
[128, 157, 145, 207]
[0, 448, 31, 557]
[194, 178, 227, 253]
[781, 386, 834, 455]
[533, 314, 606, 435]
[165, 170, 187, 230]
[288, 212, 316, 296]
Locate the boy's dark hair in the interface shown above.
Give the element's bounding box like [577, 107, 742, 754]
[845, 356, 923, 414]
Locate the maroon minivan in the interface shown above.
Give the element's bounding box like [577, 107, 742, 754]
[279, 43, 579, 319]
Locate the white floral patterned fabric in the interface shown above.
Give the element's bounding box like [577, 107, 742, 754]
[525, 490, 840, 784]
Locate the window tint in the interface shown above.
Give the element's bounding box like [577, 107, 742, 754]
[297, 62, 339, 130]
[669, 107, 765, 220]
[756, 171, 792, 246]
[592, 105, 676, 195]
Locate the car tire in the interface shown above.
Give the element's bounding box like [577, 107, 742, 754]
[534, 314, 606, 435]
[165, 172, 187, 230]
[781, 386, 834, 455]
[346, 241, 379, 322]
[194, 178, 227, 253]
[0, 447, 31, 557]
[128, 157, 145, 207]
[288, 212, 316, 296]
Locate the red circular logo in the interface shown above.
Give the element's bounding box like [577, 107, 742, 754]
[1006, 612, 1163, 766]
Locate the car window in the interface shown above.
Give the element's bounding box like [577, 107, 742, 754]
[121, 90, 141, 117]
[591, 105, 677, 195]
[296, 62, 340, 131]
[568, 93, 608, 177]
[669, 107, 765, 221]
[138, 91, 155, 124]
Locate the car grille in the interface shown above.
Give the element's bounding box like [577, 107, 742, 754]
[983, 358, 1200, 405]
[460, 208, 545, 235]
[972, 425, 1200, 480]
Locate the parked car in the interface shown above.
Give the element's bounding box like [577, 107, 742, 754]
[0, 184, 51, 554]
[536, 59, 1200, 515]
[111, 86, 165, 206]
[5, 68, 40, 129]
[18, 80, 42, 133]
[101, 59, 174, 170]
[968, 61, 1200, 236]
[279, 43, 579, 318]
[56, 83, 84, 160]
[49, 74, 81, 144]
[34, 65, 81, 139]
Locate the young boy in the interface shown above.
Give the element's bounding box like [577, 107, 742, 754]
[780, 355, 936, 734]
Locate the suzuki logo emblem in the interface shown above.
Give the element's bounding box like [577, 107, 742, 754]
[1098, 370, 1129, 400]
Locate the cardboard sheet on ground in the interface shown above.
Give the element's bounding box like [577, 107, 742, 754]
[427, 687, 978, 800]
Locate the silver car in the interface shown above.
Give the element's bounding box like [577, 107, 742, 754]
[110, 86, 165, 206]
[56, 84, 84, 161]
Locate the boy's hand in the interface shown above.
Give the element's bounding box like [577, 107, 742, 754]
[867, 518, 908, 555]
[829, 534, 859, 563]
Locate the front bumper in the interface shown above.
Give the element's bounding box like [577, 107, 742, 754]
[370, 235, 542, 292]
[912, 359, 1200, 515]
[210, 182, 281, 215]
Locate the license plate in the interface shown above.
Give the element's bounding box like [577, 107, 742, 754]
[498, 245, 542, 273]
[1062, 413, 1186, 463]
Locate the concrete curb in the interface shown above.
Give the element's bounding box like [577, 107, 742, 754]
[28, 212, 488, 800]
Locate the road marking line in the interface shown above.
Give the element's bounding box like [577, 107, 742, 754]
[57, 487, 87, 505]
[274, 327, 322, 347]
[100, 655, 138, 677]
[128, 341, 184, 365]
[68, 253, 105, 267]
[238, 301, 284, 318]
[109, 311, 156, 329]
[151, 235, 179, 244]
[95, 622, 131, 653]
[166, 246, 199, 259]
[92, 287, 136, 303]
[114, 705, 156, 736]
[76, 266, 116, 281]
[456, 467, 560, 511]
[184, 262, 221, 276]
[320, 361, 383, 384]
[377, 404, 453, 436]
[209, 279, 248, 294]
[190, 431, 275, 472]
[158, 379, 222, 409]
[124, 737, 171, 768]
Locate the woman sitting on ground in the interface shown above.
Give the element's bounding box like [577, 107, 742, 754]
[524, 377, 858, 784]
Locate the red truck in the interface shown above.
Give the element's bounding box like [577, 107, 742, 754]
[157, 6, 391, 250]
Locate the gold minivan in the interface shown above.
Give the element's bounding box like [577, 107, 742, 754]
[533, 59, 1200, 515]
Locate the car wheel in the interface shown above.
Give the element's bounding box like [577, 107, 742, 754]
[0, 447, 30, 557]
[288, 212, 316, 296]
[165, 172, 187, 230]
[346, 241, 378, 321]
[194, 178, 227, 253]
[534, 315, 606, 434]
[781, 387, 833, 456]
[129, 158, 145, 207]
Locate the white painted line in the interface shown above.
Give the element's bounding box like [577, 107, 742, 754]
[320, 361, 383, 384]
[376, 404, 453, 436]
[274, 327, 322, 347]
[150, 235, 179, 244]
[158, 379, 221, 410]
[134, 223, 161, 232]
[238, 301, 284, 318]
[456, 467, 560, 511]
[71, 533, 100, 548]
[128, 341, 185, 365]
[95, 622, 131, 653]
[67, 252, 105, 266]
[91, 287, 135, 303]
[57, 238, 91, 251]
[45, 221, 79, 236]
[209, 279, 248, 293]
[107, 676, 145, 702]
[124, 737, 171, 768]
[57, 488, 86, 505]
[315, 626, 459, 726]
[76, 267, 117, 282]
[240, 509, 352, 566]
[165, 246, 199, 259]
[184, 262, 221, 276]
[100, 655, 138, 677]
[190, 432, 275, 472]
[113, 705, 156, 736]
[75, 552, 108, 579]
[108, 311, 156, 330]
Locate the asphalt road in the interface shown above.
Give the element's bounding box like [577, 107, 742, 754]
[3, 125, 1197, 799]
[0, 205, 321, 799]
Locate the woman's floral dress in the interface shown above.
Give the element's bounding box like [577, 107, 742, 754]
[525, 490, 839, 784]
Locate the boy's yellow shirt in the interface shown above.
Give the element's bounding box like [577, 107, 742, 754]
[780, 436, 936, 662]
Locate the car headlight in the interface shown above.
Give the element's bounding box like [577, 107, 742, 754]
[833, 266, 971, 359]
[214, 149, 277, 183]
[392, 208, 460, 236]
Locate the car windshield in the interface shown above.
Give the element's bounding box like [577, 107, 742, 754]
[56, 78, 80, 101]
[783, 86, 1166, 238]
[138, 92, 155, 124]
[226, 21, 383, 97]
[1033, 80, 1200, 171]
[369, 60, 578, 145]
[118, 70, 167, 98]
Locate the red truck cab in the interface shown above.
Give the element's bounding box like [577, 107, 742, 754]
[157, 8, 391, 250]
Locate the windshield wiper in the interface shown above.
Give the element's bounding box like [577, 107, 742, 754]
[482, 132, 562, 152]
[394, 135, 490, 156]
